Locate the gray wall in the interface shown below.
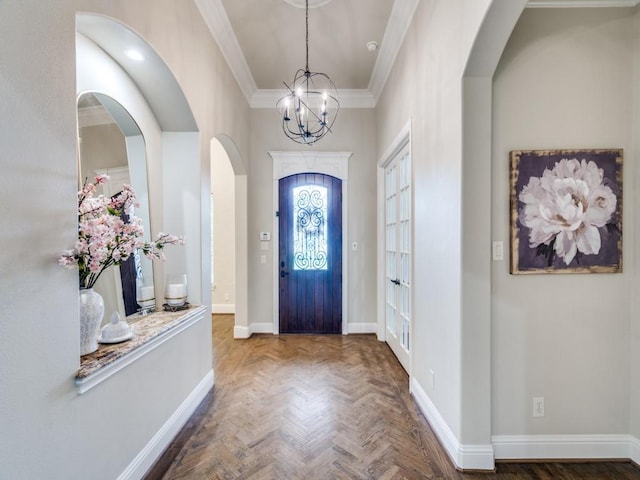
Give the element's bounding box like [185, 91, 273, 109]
[0, 0, 250, 478]
[376, 0, 502, 447]
[492, 7, 636, 436]
[248, 108, 378, 331]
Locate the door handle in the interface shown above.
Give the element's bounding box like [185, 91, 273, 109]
[280, 270, 289, 278]
[390, 278, 400, 285]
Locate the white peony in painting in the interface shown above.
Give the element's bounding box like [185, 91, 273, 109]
[510, 150, 622, 273]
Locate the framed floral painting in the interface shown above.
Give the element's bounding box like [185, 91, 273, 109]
[510, 149, 623, 274]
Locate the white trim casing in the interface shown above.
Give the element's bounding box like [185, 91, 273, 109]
[411, 377, 495, 471]
[377, 120, 412, 349]
[117, 370, 214, 480]
[270, 151, 351, 335]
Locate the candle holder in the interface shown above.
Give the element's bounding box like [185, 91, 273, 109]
[137, 284, 156, 315]
[164, 274, 187, 307]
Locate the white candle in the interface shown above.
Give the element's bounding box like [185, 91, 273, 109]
[166, 283, 185, 298]
[139, 286, 155, 301]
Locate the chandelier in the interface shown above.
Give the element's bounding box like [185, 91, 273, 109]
[276, 0, 340, 145]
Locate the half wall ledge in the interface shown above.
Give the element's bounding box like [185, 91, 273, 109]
[76, 304, 207, 394]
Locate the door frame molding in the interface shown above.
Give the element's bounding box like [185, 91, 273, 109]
[270, 151, 352, 335]
[377, 120, 412, 370]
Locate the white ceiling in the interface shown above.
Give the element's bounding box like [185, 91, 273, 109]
[77, 0, 640, 118]
[195, 0, 420, 107]
[222, 0, 394, 90]
[194, 0, 640, 108]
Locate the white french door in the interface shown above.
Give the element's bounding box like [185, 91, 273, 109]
[384, 144, 411, 373]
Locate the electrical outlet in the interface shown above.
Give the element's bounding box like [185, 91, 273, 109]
[533, 397, 544, 417]
[224, 292, 230, 302]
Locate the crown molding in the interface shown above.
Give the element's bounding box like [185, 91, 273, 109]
[194, 0, 257, 103]
[527, 0, 639, 7]
[250, 89, 376, 109]
[368, 0, 420, 103]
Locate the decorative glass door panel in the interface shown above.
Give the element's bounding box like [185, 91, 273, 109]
[279, 174, 342, 333]
[293, 185, 328, 271]
[385, 146, 411, 372]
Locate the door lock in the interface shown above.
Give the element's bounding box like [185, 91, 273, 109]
[390, 278, 401, 285]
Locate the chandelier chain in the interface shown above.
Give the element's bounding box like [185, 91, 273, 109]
[305, 0, 309, 72]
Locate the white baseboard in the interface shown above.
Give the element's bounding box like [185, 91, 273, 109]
[250, 323, 274, 334]
[212, 303, 235, 314]
[238, 322, 377, 336]
[631, 435, 640, 465]
[493, 434, 639, 461]
[347, 322, 377, 334]
[411, 377, 495, 471]
[118, 369, 214, 480]
[234, 325, 251, 339]
[234, 323, 274, 338]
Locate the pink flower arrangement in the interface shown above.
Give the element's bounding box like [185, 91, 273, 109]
[59, 175, 183, 289]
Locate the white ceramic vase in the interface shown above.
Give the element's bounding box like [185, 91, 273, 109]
[79, 288, 104, 356]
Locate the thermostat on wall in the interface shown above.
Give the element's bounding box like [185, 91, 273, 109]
[260, 232, 271, 241]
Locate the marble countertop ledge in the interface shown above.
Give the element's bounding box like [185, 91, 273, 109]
[77, 304, 205, 380]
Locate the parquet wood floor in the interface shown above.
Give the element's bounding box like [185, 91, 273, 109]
[145, 315, 640, 480]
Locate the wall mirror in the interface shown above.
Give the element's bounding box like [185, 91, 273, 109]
[77, 92, 154, 321]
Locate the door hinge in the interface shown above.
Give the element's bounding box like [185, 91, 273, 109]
[276, 211, 279, 217]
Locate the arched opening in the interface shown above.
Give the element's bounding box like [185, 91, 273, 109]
[458, 0, 526, 469]
[211, 138, 235, 314]
[76, 13, 203, 310]
[212, 135, 249, 338]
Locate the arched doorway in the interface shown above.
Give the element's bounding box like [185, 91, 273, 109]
[211, 135, 249, 338]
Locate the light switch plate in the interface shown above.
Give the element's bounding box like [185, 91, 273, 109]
[492, 241, 504, 261]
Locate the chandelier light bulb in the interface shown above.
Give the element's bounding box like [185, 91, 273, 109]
[284, 98, 290, 121]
